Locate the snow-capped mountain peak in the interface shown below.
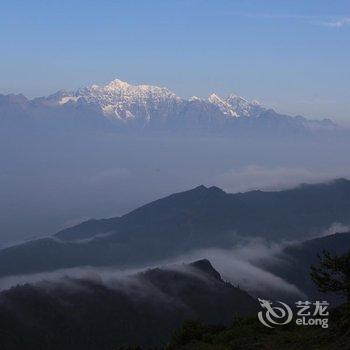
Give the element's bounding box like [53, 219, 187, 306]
[1, 78, 338, 134]
[104, 78, 131, 90]
[208, 93, 238, 117]
[251, 99, 261, 106]
[226, 93, 262, 117]
[51, 79, 266, 122]
[189, 96, 203, 102]
[57, 79, 182, 121]
[208, 93, 223, 102]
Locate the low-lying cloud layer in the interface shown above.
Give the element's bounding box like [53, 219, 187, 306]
[2, 131, 350, 245]
[167, 239, 306, 299]
[0, 237, 305, 302]
[213, 165, 350, 193]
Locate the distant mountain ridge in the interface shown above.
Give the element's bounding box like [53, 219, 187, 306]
[0, 179, 350, 277]
[0, 79, 336, 134]
[55, 179, 350, 242]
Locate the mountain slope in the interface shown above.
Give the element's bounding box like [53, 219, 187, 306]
[167, 303, 350, 350]
[261, 231, 350, 304]
[0, 179, 350, 277]
[56, 178, 350, 242]
[0, 259, 258, 349]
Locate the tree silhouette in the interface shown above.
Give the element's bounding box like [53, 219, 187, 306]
[310, 250, 350, 302]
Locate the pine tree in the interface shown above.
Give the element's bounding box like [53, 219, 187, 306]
[310, 250, 350, 302]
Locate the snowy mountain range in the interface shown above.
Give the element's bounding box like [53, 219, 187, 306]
[43, 79, 262, 120]
[0, 78, 337, 134]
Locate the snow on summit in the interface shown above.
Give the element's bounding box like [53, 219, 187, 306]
[1, 78, 337, 133]
[71, 79, 181, 120]
[208, 93, 238, 117]
[53, 78, 262, 122]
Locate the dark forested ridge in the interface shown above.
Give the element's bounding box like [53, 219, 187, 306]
[1, 181, 350, 348]
[0, 259, 257, 350]
[166, 303, 350, 350]
[56, 178, 350, 242]
[0, 179, 350, 277]
[261, 231, 350, 304]
[2, 254, 349, 350]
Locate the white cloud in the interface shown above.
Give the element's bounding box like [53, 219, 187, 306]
[316, 17, 350, 28]
[242, 12, 350, 29]
[211, 165, 350, 193]
[317, 222, 350, 237]
[167, 242, 306, 298]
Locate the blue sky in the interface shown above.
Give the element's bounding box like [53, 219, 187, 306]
[0, 0, 349, 122]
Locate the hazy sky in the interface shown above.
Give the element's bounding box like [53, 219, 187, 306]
[1, 0, 349, 122]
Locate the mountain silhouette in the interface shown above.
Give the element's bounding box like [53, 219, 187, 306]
[0, 179, 350, 277]
[0, 259, 257, 349]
